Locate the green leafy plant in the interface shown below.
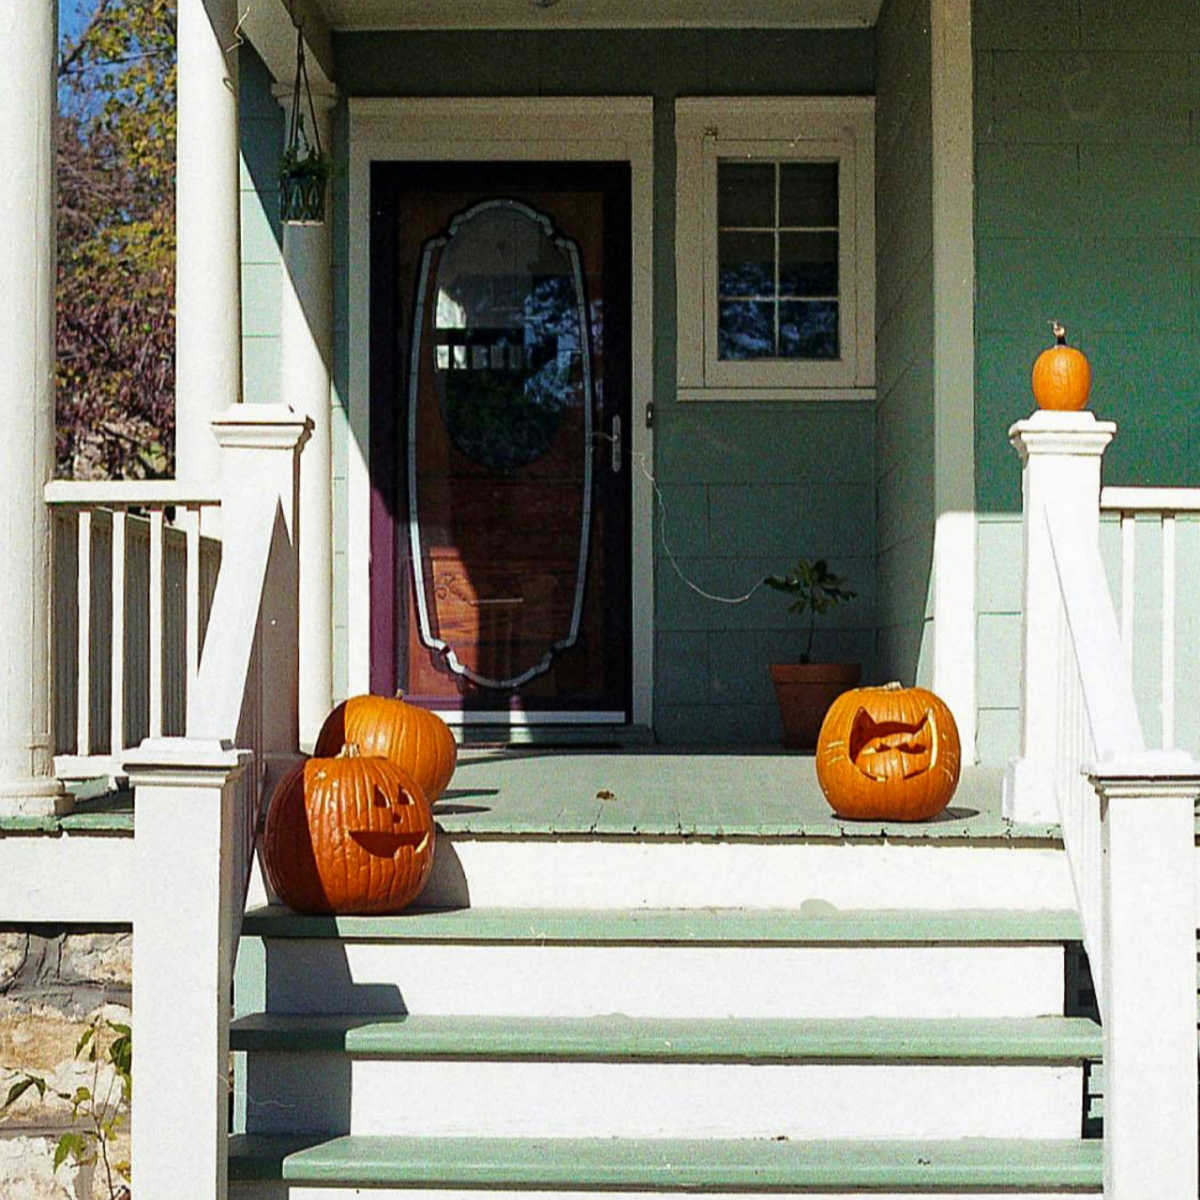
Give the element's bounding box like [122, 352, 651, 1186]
[765, 558, 856, 663]
[3, 1015, 131, 1199]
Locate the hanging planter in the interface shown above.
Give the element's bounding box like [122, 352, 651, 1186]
[279, 22, 329, 225]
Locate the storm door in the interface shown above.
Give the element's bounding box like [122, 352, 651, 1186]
[370, 162, 632, 722]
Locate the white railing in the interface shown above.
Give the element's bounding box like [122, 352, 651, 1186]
[45, 480, 221, 780]
[1044, 502, 1147, 1013]
[1009, 411, 1199, 1197]
[126, 406, 308, 1199]
[1099, 487, 1200, 751]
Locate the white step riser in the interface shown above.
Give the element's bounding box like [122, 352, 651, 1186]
[234, 1190, 1095, 1200]
[423, 839, 1077, 910]
[243, 1056, 1085, 1140]
[260, 941, 1068, 1018]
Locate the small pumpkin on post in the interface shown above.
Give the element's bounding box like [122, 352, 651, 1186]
[1032, 321, 1091, 411]
[263, 745, 436, 914]
[815, 682, 961, 821]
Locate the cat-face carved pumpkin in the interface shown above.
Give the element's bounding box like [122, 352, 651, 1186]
[816, 684, 961, 821]
[263, 748, 435, 914]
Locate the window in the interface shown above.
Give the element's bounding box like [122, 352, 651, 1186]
[676, 98, 875, 400]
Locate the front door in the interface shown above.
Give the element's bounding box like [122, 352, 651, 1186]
[370, 161, 632, 723]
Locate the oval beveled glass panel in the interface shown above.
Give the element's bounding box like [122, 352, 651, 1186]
[409, 199, 593, 691]
[431, 202, 585, 471]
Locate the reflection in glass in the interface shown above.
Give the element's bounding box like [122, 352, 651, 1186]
[779, 162, 838, 227]
[779, 232, 838, 296]
[430, 203, 586, 471]
[718, 300, 775, 359]
[718, 231, 773, 297]
[780, 300, 838, 359]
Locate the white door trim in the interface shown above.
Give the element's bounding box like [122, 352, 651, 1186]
[346, 96, 655, 725]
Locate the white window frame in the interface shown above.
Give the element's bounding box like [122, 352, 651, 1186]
[675, 97, 875, 401]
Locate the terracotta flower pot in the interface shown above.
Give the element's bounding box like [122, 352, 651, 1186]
[769, 661, 862, 750]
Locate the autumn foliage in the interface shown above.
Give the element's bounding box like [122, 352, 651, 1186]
[56, 0, 176, 479]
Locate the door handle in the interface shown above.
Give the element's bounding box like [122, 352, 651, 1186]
[610, 415, 622, 474]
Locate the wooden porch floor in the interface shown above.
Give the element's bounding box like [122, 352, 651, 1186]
[437, 751, 1057, 841]
[1, 752, 1062, 841]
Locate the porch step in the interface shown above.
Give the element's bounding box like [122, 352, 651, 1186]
[227, 1134, 1103, 1194]
[233, 1012, 1097, 1140]
[229, 1012, 1101, 1060]
[240, 905, 1080, 1019]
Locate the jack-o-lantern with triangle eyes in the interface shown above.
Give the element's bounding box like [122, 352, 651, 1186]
[815, 682, 961, 821]
[263, 746, 436, 914]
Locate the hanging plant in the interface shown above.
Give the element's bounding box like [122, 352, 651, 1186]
[279, 23, 329, 225]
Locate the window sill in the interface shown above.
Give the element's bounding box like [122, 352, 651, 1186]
[676, 385, 876, 403]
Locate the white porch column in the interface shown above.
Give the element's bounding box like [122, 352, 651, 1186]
[274, 83, 336, 748]
[175, 0, 243, 485]
[0, 0, 68, 816]
[1090, 760, 1199, 1199]
[1003, 410, 1115, 823]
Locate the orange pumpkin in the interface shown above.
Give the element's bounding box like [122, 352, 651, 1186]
[315, 693, 457, 800]
[1032, 322, 1091, 411]
[815, 682, 961, 822]
[263, 748, 435, 914]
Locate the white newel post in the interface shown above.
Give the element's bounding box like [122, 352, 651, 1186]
[0, 0, 69, 816]
[275, 84, 337, 749]
[206, 405, 311, 756]
[1004, 411, 1116, 823]
[128, 740, 250, 1200]
[175, 0, 243, 486]
[1090, 759, 1200, 1199]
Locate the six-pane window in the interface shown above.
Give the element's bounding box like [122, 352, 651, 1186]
[716, 160, 840, 361]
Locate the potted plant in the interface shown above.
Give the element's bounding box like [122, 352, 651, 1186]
[765, 558, 861, 749]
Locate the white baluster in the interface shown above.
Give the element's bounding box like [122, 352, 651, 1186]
[1119, 512, 1135, 673]
[110, 511, 127, 755]
[76, 511, 92, 756]
[1160, 514, 1175, 751]
[149, 509, 165, 738]
[185, 505, 202, 699]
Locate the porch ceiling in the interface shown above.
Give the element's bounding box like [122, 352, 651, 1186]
[311, 0, 882, 31]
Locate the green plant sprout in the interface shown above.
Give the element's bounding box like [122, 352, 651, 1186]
[765, 558, 856, 663]
[3, 1015, 131, 1200]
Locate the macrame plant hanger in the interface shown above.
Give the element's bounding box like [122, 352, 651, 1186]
[280, 14, 327, 224]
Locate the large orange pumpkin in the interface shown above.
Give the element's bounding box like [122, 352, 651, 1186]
[1032, 322, 1091, 411]
[315, 694, 457, 800]
[815, 683, 961, 822]
[263, 748, 435, 914]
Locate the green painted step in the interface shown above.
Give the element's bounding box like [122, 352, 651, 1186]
[229, 1013, 1102, 1062]
[240, 905, 1084, 944]
[227, 1134, 1103, 1189]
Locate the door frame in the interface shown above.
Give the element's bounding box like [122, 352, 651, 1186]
[347, 96, 655, 727]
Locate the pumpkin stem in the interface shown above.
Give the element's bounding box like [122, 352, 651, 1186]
[1049, 319, 1067, 345]
[882, 680, 904, 691]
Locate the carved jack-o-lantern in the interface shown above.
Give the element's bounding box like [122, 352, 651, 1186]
[815, 683, 961, 821]
[263, 748, 436, 914]
[315, 693, 457, 801]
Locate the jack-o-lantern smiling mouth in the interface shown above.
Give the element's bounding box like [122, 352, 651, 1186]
[349, 830, 431, 858]
[848, 709, 936, 782]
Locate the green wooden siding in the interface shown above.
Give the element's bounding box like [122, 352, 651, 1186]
[239, 45, 283, 408]
[973, 0, 1200, 763]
